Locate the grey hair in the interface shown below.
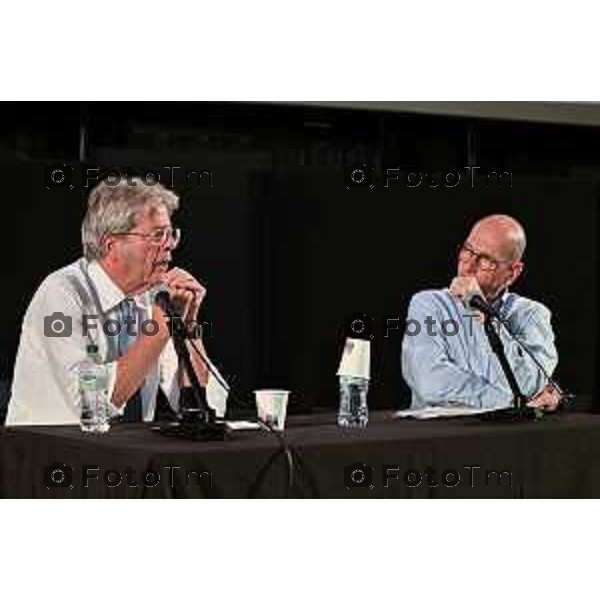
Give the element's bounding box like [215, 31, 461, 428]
[82, 177, 179, 260]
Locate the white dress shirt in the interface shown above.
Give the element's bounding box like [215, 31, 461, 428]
[6, 258, 227, 426]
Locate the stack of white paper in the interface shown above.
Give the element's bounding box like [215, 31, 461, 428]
[393, 406, 496, 420]
[225, 420, 262, 431]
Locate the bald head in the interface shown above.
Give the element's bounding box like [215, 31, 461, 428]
[470, 214, 526, 262]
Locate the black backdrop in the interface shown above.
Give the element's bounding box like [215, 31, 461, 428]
[0, 102, 597, 412]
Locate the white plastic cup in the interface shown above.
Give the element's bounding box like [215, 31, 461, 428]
[254, 389, 290, 431]
[337, 338, 371, 379]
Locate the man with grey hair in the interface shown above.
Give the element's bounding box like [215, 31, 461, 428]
[6, 177, 227, 425]
[401, 214, 562, 412]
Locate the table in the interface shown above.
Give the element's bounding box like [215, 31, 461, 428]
[2, 411, 600, 498]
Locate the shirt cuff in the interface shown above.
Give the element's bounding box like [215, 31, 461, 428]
[159, 339, 181, 413]
[206, 367, 229, 418]
[105, 360, 125, 417]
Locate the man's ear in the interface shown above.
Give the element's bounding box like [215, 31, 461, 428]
[509, 261, 524, 286]
[101, 234, 114, 254]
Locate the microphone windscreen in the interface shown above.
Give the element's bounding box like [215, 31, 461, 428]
[464, 292, 488, 312]
[154, 289, 174, 314]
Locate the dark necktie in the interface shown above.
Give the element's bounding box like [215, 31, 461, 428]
[117, 298, 143, 422]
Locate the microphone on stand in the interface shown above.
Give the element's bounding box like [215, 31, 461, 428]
[462, 290, 572, 418]
[151, 288, 227, 439]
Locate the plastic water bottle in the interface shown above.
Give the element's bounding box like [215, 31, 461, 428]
[338, 375, 369, 427]
[78, 343, 110, 433]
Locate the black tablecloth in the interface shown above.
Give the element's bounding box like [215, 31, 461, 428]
[2, 411, 600, 498]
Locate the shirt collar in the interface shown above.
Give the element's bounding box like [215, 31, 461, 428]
[490, 289, 509, 311]
[488, 289, 512, 321]
[86, 260, 150, 314]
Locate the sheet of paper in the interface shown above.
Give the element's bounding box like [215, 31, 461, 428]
[225, 420, 261, 431]
[393, 406, 497, 420]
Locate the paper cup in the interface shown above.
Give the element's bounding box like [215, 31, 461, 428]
[254, 389, 290, 431]
[337, 338, 371, 379]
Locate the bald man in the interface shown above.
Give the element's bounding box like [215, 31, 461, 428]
[401, 214, 561, 412]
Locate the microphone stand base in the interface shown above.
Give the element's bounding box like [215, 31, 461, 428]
[154, 412, 228, 441]
[480, 405, 542, 422]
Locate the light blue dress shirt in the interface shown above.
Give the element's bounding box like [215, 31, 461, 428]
[401, 289, 558, 409]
